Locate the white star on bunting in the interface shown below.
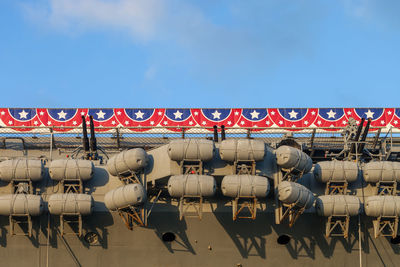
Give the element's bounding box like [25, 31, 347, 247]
[327, 109, 336, 119]
[135, 110, 144, 119]
[250, 110, 260, 119]
[365, 109, 374, 119]
[19, 110, 28, 119]
[288, 110, 298, 119]
[212, 110, 221, 119]
[57, 110, 67, 119]
[173, 110, 183, 119]
[96, 110, 106, 119]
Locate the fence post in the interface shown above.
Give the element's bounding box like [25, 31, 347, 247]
[49, 128, 53, 161]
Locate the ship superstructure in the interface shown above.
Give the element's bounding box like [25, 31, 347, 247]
[0, 108, 399, 267]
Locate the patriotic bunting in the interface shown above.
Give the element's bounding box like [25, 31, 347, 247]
[315, 108, 348, 129]
[191, 108, 242, 130]
[344, 108, 395, 131]
[268, 108, 318, 129]
[0, 108, 397, 132]
[37, 108, 88, 132]
[159, 109, 195, 132]
[0, 108, 40, 131]
[237, 109, 272, 128]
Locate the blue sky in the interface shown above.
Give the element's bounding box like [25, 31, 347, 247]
[0, 0, 400, 108]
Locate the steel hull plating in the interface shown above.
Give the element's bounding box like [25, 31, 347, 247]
[0, 212, 398, 267]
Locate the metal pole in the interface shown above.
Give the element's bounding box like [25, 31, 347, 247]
[213, 125, 218, 142]
[46, 213, 50, 267]
[49, 129, 53, 161]
[358, 214, 362, 267]
[358, 159, 365, 267]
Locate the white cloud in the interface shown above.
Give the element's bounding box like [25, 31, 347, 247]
[24, 0, 165, 40]
[22, 0, 326, 74]
[144, 65, 157, 80]
[343, 0, 400, 28]
[342, 0, 370, 18]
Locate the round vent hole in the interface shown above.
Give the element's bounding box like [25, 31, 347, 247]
[391, 236, 400, 245]
[162, 232, 176, 242]
[277, 234, 291, 245]
[84, 232, 99, 245]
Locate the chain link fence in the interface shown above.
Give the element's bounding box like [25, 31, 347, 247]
[0, 126, 396, 155]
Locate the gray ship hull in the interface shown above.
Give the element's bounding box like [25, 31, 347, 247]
[1, 211, 398, 267]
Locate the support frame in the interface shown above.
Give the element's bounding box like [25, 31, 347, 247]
[326, 215, 350, 238]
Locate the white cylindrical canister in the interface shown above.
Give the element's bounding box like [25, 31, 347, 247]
[0, 159, 44, 182]
[0, 194, 43, 216]
[313, 160, 359, 183]
[106, 148, 148, 176]
[49, 159, 94, 181]
[219, 139, 265, 162]
[104, 183, 147, 210]
[48, 193, 93, 215]
[167, 139, 214, 162]
[221, 175, 270, 198]
[168, 175, 216, 198]
[316, 195, 361, 217]
[277, 181, 314, 209]
[276, 146, 312, 174]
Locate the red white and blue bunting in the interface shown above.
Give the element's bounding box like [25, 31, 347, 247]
[0, 108, 398, 132]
